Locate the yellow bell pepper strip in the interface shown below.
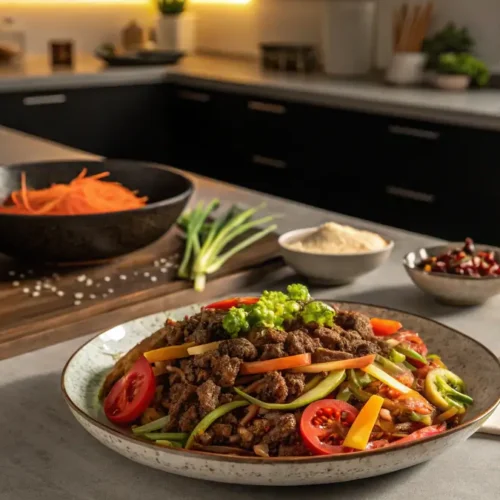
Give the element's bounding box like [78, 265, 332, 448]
[144, 342, 195, 363]
[438, 407, 459, 422]
[234, 370, 346, 411]
[185, 400, 249, 449]
[187, 341, 221, 356]
[132, 415, 170, 435]
[143, 432, 188, 441]
[343, 395, 384, 450]
[362, 363, 412, 394]
[424, 368, 473, 412]
[292, 354, 375, 374]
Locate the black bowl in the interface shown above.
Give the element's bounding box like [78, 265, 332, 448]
[0, 160, 193, 263]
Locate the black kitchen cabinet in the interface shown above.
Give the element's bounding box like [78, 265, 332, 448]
[0, 83, 171, 162]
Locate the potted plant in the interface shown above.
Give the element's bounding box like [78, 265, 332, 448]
[435, 52, 490, 90]
[156, 0, 195, 54]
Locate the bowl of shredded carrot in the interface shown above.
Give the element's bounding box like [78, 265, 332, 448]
[0, 160, 192, 263]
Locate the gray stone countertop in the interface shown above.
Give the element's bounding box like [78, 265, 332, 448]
[0, 127, 499, 499]
[1, 54, 500, 130]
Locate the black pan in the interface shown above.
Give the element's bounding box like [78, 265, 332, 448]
[0, 160, 192, 263]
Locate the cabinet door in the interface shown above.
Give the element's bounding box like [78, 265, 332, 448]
[0, 84, 170, 162]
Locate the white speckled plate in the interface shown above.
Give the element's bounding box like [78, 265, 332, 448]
[61, 302, 500, 486]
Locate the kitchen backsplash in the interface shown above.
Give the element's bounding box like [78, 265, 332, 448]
[3, 0, 500, 71]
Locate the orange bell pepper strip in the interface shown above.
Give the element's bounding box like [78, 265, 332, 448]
[343, 395, 384, 450]
[144, 342, 195, 363]
[370, 318, 403, 336]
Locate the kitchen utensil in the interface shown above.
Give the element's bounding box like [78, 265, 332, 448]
[61, 301, 500, 485]
[278, 227, 394, 285]
[0, 160, 192, 263]
[404, 243, 500, 305]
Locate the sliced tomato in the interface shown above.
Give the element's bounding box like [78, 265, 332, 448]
[104, 356, 156, 425]
[392, 424, 446, 445]
[240, 353, 311, 375]
[370, 318, 403, 336]
[204, 297, 259, 310]
[300, 399, 359, 455]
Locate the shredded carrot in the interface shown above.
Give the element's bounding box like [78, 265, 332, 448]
[0, 169, 148, 216]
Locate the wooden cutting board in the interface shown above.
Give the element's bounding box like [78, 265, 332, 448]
[0, 228, 282, 360]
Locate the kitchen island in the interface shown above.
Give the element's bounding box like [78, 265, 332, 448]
[0, 127, 499, 500]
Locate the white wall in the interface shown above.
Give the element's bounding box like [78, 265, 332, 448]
[3, 3, 155, 55]
[192, 0, 500, 69]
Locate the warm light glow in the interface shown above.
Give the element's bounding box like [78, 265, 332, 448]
[192, 0, 250, 3]
[5, 0, 149, 3]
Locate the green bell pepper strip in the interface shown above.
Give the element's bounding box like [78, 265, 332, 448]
[143, 432, 188, 442]
[425, 368, 473, 412]
[336, 386, 353, 402]
[403, 360, 417, 372]
[132, 415, 170, 435]
[410, 411, 433, 426]
[396, 345, 428, 367]
[389, 349, 406, 364]
[303, 374, 322, 393]
[348, 369, 372, 388]
[234, 370, 346, 410]
[348, 382, 371, 402]
[155, 440, 183, 448]
[375, 355, 409, 378]
[185, 400, 249, 450]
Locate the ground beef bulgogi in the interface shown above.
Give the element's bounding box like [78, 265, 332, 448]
[102, 306, 390, 456]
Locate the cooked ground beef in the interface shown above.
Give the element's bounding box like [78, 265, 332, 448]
[335, 310, 374, 339]
[278, 437, 311, 457]
[163, 382, 197, 429]
[219, 393, 235, 405]
[261, 413, 296, 445]
[196, 379, 221, 416]
[312, 348, 354, 363]
[246, 328, 287, 347]
[211, 423, 233, 442]
[284, 372, 305, 398]
[192, 351, 242, 388]
[312, 324, 350, 349]
[257, 371, 288, 403]
[185, 309, 228, 345]
[218, 338, 258, 361]
[179, 358, 209, 384]
[178, 404, 199, 432]
[260, 343, 287, 360]
[285, 330, 320, 355]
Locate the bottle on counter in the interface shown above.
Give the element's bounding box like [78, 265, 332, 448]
[121, 21, 145, 52]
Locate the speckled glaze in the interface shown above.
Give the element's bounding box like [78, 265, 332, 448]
[61, 302, 500, 486]
[404, 244, 500, 306]
[0, 160, 192, 262]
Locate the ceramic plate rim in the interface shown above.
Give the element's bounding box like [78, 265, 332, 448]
[61, 301, 500, 465]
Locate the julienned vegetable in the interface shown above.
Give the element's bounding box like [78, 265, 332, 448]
[292, 354, 375, 374]
[240, 353, 312, 375]
[177, 200, 278, 291]
[370, 318, 402, 336]
[143, 342, 195, 363]
[362, 363, 412, 395]
[185, 400, 249, 450]
[343, 395, 384, 450]
[234, 370, 346, 411]
[424, 368, 473, 412]
[132, 415, 170, 435]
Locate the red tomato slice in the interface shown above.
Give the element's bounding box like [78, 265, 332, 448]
[365, 439, 390, 450]
[104, 356, 156, 425]
[204, 297, 259, 310]
[392, 424, 446, 446]
[300, 399, 359, 455]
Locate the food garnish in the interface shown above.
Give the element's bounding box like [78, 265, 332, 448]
[0, 169, 147, 215]
[418, 238, 500, 277]
[177, 200, 278, 292]
[100, 284, 473, 457]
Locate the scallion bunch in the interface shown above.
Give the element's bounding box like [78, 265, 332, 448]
[177, 199, 278, 291]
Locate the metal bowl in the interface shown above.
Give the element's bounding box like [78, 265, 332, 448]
[404, 243, 500, 306]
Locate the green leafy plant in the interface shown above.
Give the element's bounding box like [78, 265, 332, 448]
[423, 23, 474, 70]
[158, 0, 185, 15]
[437, 52, 490, 87]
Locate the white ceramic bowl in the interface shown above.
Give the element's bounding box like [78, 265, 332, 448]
[279, 227, 394, 285]
[61, 301, 500, 486]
